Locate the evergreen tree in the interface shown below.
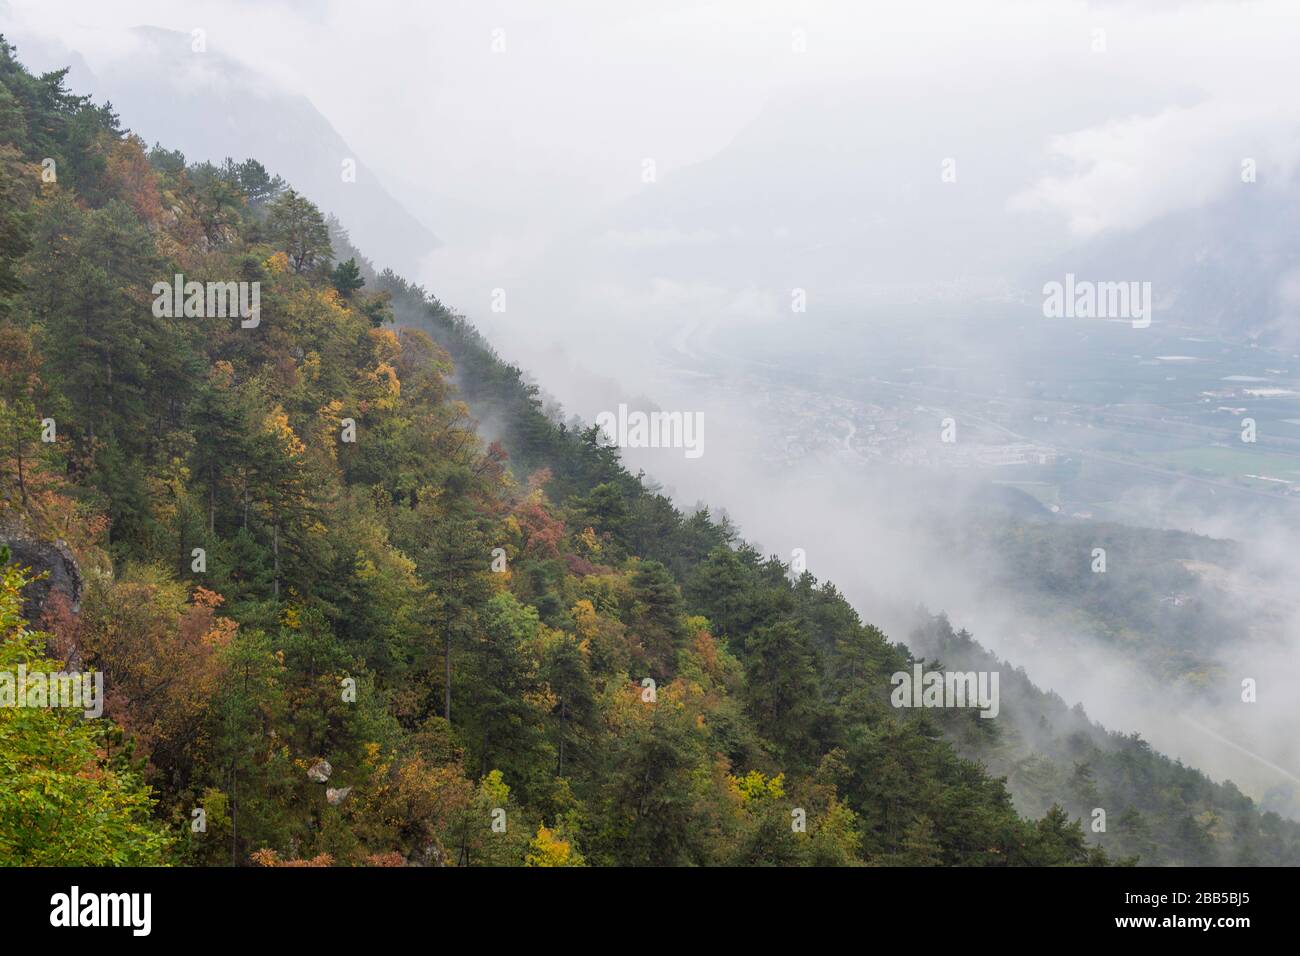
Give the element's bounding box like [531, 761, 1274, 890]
[267, 188, 333, 273]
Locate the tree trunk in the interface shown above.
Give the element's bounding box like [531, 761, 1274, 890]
[557, 699, 567, 777]
[230, 761, 239, 867]
[443, 618, 452, 721]
[14, 438, 26, 507]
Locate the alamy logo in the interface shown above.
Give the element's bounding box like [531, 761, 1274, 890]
[152, 274, 261, 328]
[596, 403, 704, 459]
[50, 886, 151, 936]
[1042, 273, 1151, 328]
[0, 665, 102, 718]
[890, 663, 999, 718]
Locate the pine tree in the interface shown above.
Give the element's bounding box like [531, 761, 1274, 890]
[744, 618, 822, 763]
[267, 188, 333, 273]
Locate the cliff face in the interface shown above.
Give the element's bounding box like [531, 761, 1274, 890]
[0, 522, 83, 626]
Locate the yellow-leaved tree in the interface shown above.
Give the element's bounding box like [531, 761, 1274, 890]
[0, 555, 173, 865]
[524, 824, 585, 867]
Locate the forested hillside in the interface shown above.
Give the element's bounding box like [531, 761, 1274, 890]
[0, 38, 1292, 866]
[909, 615, 1300, 865]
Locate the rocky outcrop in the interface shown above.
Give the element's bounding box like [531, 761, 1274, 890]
[0, 521, 83, 625]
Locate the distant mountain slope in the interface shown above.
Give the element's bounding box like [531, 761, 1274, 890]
[1034, 183, 1300, 346]
[4, 25, 439, 276]
[549, 74, 1300, 344]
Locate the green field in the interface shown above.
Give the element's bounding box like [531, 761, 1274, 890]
[1146, 445, 1300, 481]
